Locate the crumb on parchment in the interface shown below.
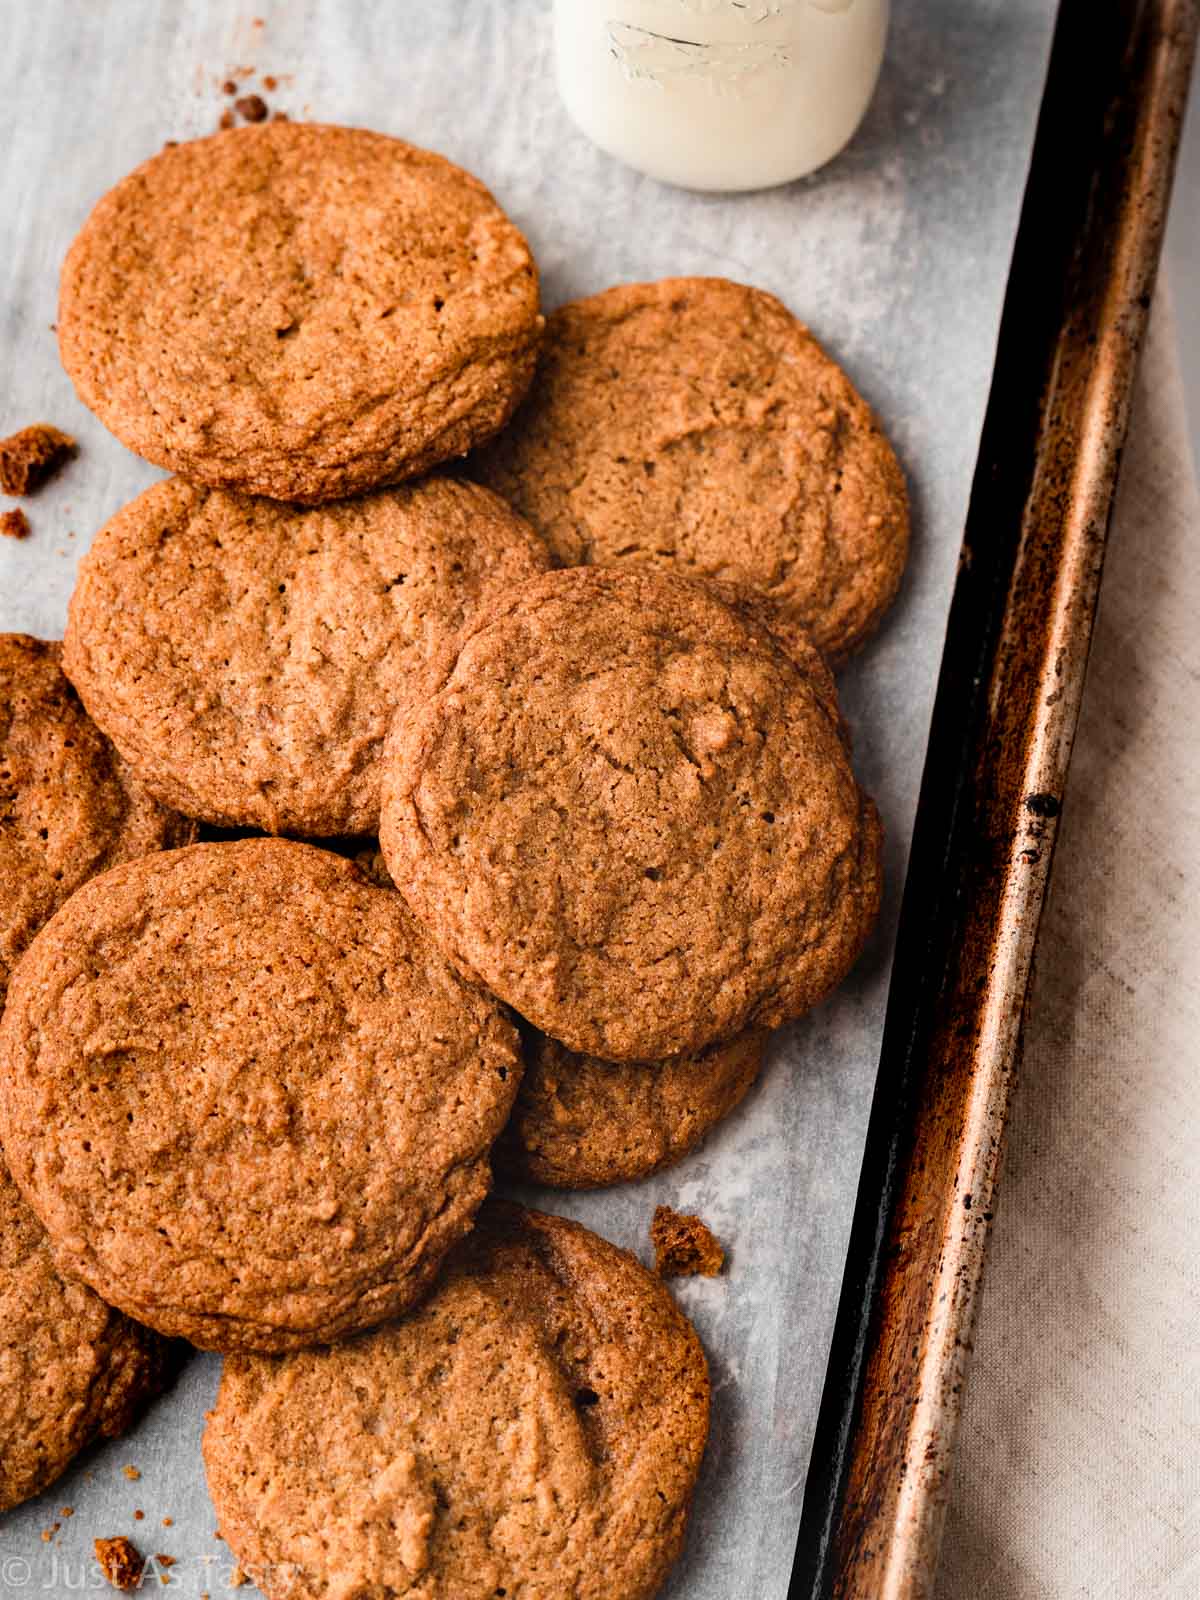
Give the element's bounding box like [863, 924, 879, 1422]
[650, 1204, 725, 1277]
[95, 1537, 144, 1591]
[0, 423, 75, 495]
[1, 508, 31, 540]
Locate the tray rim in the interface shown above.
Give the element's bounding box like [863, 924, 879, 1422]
[787, 2, 1200, 1595]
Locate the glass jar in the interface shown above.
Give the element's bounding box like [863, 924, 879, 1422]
[553, 0, 889, 192]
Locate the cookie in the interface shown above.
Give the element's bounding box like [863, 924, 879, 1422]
[496, 1027, 766, 1188]
[380, 566, 883, 1061]
[58, 123, 542, 503]
[63, 476, 551, 837]
[0, 1158, 174, 1512]
[0, 839, 522, 1352]
[203, 1202, 710, 1600]
[470, 277, 909, 662]
[0, 634, 194, 1009]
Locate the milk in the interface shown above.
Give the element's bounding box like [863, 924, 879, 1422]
[553, 0, 889, 191]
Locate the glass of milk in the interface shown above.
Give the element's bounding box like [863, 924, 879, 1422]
[553, 0, 889, 191]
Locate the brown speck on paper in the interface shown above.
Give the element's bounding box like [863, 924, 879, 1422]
[650, 1204, 725, 1277]
[0, 422, 76, 495]
[1, 508, 31, 541]
[95, 1537, 144, 1592]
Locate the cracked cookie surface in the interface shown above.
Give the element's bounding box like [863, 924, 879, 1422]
[0, 839, 521, 1352]
[63, 476, 551, 837]
[59, 123, 542, 502]
[470, 276, 909, 662]
[204, 1202, 710, 1600]
[380, 567, 883, 1061]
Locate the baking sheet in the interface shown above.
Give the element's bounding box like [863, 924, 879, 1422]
[0, 2, 1056, 1596]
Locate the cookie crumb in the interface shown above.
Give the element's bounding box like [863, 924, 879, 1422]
[272, 109, 289, 121]
[161, 1518, 173, 1528]
[95, 1537, 145, 1591]
[262, 74, 278, 90]
[235, 94, 268, 123]
[122, 1465, 141, 1481]
[0, 423, 76, 495]
[651, 1205, 725, 1277]
[133, 1510, 145, 1521]
[230, 1566, 247, 1588]
[1, 508, 31, 540]
[155, 1555, 175, 1566]
[62, 1507, 74, 1518]
[222, 79, 237, 95]
[218, 109, 235, 131]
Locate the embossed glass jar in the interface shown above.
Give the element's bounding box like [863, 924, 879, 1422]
[553, 0, 889, 191]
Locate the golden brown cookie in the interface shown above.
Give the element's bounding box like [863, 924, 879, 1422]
[203, 1202, 710, 1600]
[471, 276, 909, 662]
[0, 1158, 175, 1512]
[380, 566, 883, 1062]
[59, 123, 542, 503]
[0, 839, 521, 1353]
[0, 634, 194, 1009]
[63, 476, 551, 837]
[496, 1027, 766, 1188]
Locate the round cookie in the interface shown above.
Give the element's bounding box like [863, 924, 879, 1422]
[63, 476, 552, 836]
[203, 1202, 710, 1600]
[496, 1027, 767, 1188]
[59, 122, 542, 503]
[0, 1157, 176, 1511]
[0, 839, 522, 1353]
[470, 276, 909, 663]
[0, 633, 193, 1009]
[380, 566, 883, 1062]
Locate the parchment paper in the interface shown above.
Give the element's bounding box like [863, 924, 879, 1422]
[0, 3, 1057, 1595]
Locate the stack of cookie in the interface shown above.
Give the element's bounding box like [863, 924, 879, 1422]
[0, 121, 908, 1598]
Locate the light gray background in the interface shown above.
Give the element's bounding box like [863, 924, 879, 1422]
[0, 3, 1055, 1596]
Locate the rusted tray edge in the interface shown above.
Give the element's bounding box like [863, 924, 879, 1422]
[788, 2, 1200, 1597]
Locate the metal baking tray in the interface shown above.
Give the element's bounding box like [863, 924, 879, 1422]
[789, 2, 1199, 1595]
